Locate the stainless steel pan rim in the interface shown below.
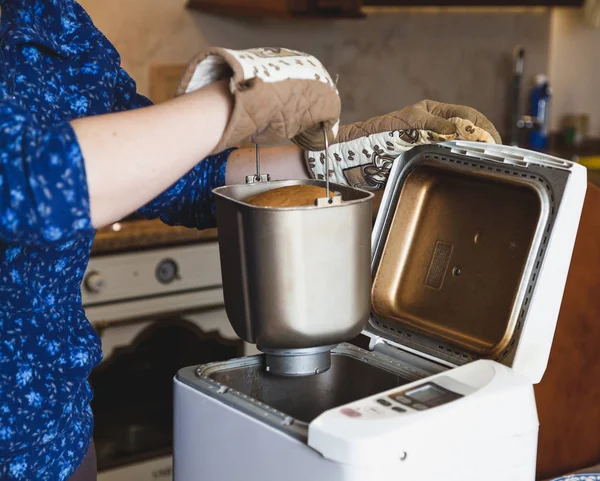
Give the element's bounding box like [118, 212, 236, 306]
[212, 179, 373, 211]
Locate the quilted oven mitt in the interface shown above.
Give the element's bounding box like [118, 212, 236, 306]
[177, 47, 341, 153]
[305, 100, 501, 190]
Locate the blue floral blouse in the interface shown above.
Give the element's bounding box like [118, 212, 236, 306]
[0, 0, 232, 479]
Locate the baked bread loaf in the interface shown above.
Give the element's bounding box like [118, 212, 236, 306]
[244, 185, 338, 207]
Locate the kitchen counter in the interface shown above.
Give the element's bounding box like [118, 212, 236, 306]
[91, 219, 218, 255]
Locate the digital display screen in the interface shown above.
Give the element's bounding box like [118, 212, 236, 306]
[405, 383, 462, 407]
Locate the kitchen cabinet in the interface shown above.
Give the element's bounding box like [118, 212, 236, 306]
[187, 0, 583, 17]
[534, 180, 600, 480]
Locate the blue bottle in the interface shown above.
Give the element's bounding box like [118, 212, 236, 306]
[529, 74, 552, 151]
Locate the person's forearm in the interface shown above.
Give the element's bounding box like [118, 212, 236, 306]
[72, 81, 233, 229]
[225, 145, 309, 185]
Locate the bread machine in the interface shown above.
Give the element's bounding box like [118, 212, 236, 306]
[173, 140, 587, 481]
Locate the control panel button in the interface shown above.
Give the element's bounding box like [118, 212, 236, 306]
[394, 396, 413, 406]
[377, 398, 391, 407]
[412, 403, 429, 411]
[392, 406, 406, 413]
[340, 408, 361, 418]
[156, 259, 179, 284]
[84, 271, 106, 294]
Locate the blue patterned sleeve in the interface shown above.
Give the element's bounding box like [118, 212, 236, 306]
[0, 100, 92, 245]
[112, 67, 232, 229]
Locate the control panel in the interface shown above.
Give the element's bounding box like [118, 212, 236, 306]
[390, 382, 463, 410]
[309, 360, 536, 472]
[338, 381, 465, 419]
[81, 243, 222, 306]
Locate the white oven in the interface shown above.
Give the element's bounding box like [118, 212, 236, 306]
[82, 239, 257, 481]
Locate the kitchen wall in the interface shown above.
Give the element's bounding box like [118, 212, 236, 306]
[80, 1, 551, 139]
[549, 8, 600, 137]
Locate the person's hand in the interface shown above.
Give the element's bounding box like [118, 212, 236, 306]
[305, 100, 500, 190]
[177, 47, 341, 154]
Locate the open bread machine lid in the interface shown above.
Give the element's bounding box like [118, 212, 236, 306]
[364, 141, 587, 384]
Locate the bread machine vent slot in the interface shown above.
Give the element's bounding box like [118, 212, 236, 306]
[425, 241, 454, 290]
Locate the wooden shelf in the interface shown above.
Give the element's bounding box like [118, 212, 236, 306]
[187, 0, 582, 18]
[187, 0, 365, 18]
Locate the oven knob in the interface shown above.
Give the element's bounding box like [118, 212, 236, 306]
[156, 259, 178, 284]
[84, 271, 106, 293]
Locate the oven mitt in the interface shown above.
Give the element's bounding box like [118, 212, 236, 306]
[305, 100, 501, 189]
[176, 47, 340, 154]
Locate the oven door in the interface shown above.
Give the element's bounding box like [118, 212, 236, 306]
[90, 307, 256, 481]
